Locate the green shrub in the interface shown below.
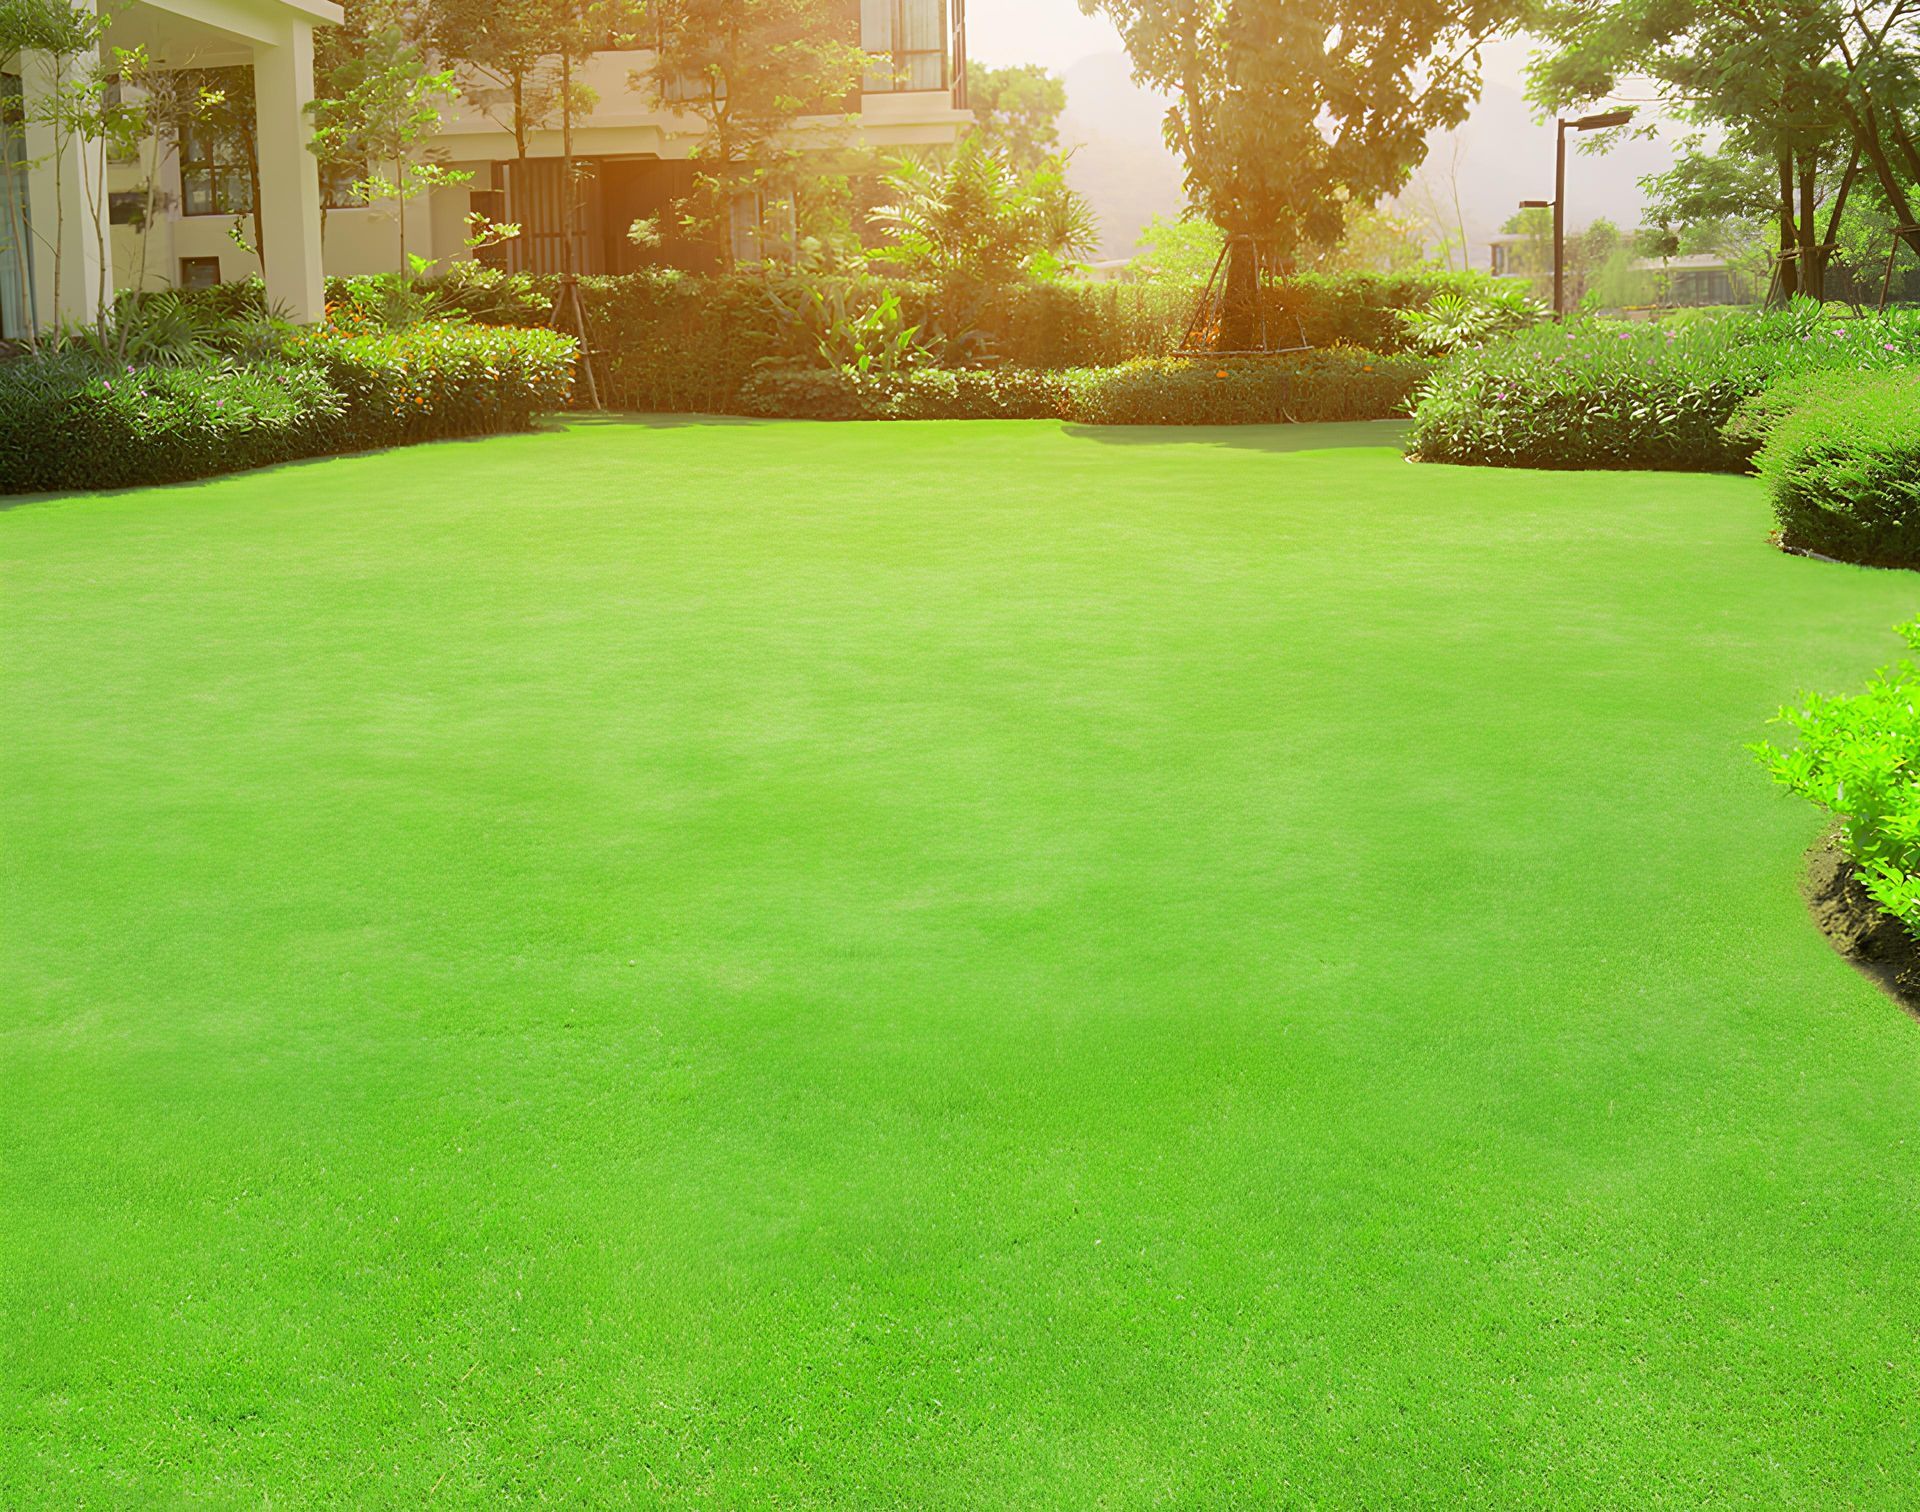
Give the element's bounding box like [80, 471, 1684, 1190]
[735, 352, 1426, 424]
[0, 355, 341, 494]
[1407, 303, 1920, 471]
[384, 265, 1509, 412]
[1064, 352, 1433, 425]
[1758, 619, 1920, 927]
[290, 322, 577, 449]
[1, 322, 575, 495]
[737, 365, 1069, 420]
[1750, 370, 1920, 565]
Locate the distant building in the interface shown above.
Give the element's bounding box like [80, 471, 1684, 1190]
[1488, 233, 1752, 307]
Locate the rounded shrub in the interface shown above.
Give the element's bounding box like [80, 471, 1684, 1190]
[1753, 371, 1920, 566]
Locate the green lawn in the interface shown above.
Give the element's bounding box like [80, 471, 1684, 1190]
[5, 418, 1919, 1505]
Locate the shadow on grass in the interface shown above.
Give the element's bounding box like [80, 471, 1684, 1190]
[559, 413, 1413, 456]
[0, 423, 579, 512]
[1061, 419, 1409, 455]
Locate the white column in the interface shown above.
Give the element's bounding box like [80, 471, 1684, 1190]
[20, 48, 110, 331]
[251, 20, 325, 323]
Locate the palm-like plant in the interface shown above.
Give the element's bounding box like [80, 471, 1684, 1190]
[869, 138, 1099, 285]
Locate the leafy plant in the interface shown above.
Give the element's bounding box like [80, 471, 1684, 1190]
[1750, 368, 1920, 565]
[767, 282, 942, 380]
[1407, 300, 1920, 470]
[868, 139, 1099, 286]
[1397, 285, 1544, 355]
[1758, 620, 1920, 930]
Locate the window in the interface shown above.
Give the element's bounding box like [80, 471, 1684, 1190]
[862, 0, 947, 92]
[178, 255, 222, 290]
[179, 120, 252, 217]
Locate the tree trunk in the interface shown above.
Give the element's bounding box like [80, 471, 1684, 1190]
[1843, 97, 1920, 233]
[1219, 235, 1259, 351]
[1797, 155, 1821, 302]
[1776, 145, 1800, 299]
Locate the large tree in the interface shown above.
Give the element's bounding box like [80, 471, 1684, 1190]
[644, 0, 865, 267]
[1530, 0, 1920, 300]
[1080, 0, 1515, 343]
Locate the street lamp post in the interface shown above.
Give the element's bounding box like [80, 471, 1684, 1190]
[1523, 108, 1635, 319]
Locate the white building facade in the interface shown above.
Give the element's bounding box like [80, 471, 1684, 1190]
[1, 0, 971, 337]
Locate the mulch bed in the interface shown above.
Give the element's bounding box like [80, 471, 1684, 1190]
[1803, 833, 1920, 1016]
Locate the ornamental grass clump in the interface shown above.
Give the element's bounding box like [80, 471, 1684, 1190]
[1407, 301, 1920, 471]
[1758, 619, 1920, 930]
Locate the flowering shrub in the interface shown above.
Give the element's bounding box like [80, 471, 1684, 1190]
[292, 323, 577, 449]
[1758, 619, 1920, 928]
[1406, 302, 1920, 471]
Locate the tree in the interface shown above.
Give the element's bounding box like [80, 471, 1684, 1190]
[310, 4, 467, 275]
[644, 0, 866, 267]
[426, 0, 562, 167]
[1529, 0, 1920, 301]
[964, 62, 1068, 172]
[1080, 0, 1517, 344]
[1128, 212, 1224, 282]
[4, 0, 120, 334]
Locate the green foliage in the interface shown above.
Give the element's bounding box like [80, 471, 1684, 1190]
[290, 322, 578, 447]
[1061, 351, 1435, 425]
[0, 355, 342, 493]
[765, 282, 943, 379]
[965, 62, 1069, 172]
[869, 139, 1099, 284]
[1396, 284, 1545, 355]
[1750, 369, 1920, 565]
[1085, 0, 1518, 262]
[1129, 214, 1227, 283]
[1407, 302, 1920, 470]
[735, 350, 1431, 424]
[1758, 620, 1920, 930]
[0, 322, 576, 495]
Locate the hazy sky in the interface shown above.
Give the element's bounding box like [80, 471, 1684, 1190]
[966, 0, 1537, 93]
[966, 0, 1121, 73]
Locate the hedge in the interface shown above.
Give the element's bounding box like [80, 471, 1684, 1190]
[1406, 304, 1920, 472]
[1751, 370, 1920, 566]
[213, 265, 1510, 413]
[735, 351, 1434, 424]
[1, 323, 576, 496]
[0, 356, 342, 493]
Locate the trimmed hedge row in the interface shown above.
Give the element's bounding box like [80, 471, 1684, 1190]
[191, 265, 1503, 413]
[1, 323, 575, 495]
[736, 352, 1435, 425]
[1406, 305, 1920, 472]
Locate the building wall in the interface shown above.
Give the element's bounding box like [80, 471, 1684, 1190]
[109, 25, 972, 290]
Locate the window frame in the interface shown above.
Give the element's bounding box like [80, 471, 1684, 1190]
[862, 0, 948, 94]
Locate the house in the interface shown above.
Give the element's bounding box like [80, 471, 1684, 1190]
[2, 0, 972, 338]
[1488, 232, 1753, 308]
[5, 0, 338, 334]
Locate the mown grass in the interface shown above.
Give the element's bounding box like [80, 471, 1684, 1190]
[4, 418, 1919, 1505]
